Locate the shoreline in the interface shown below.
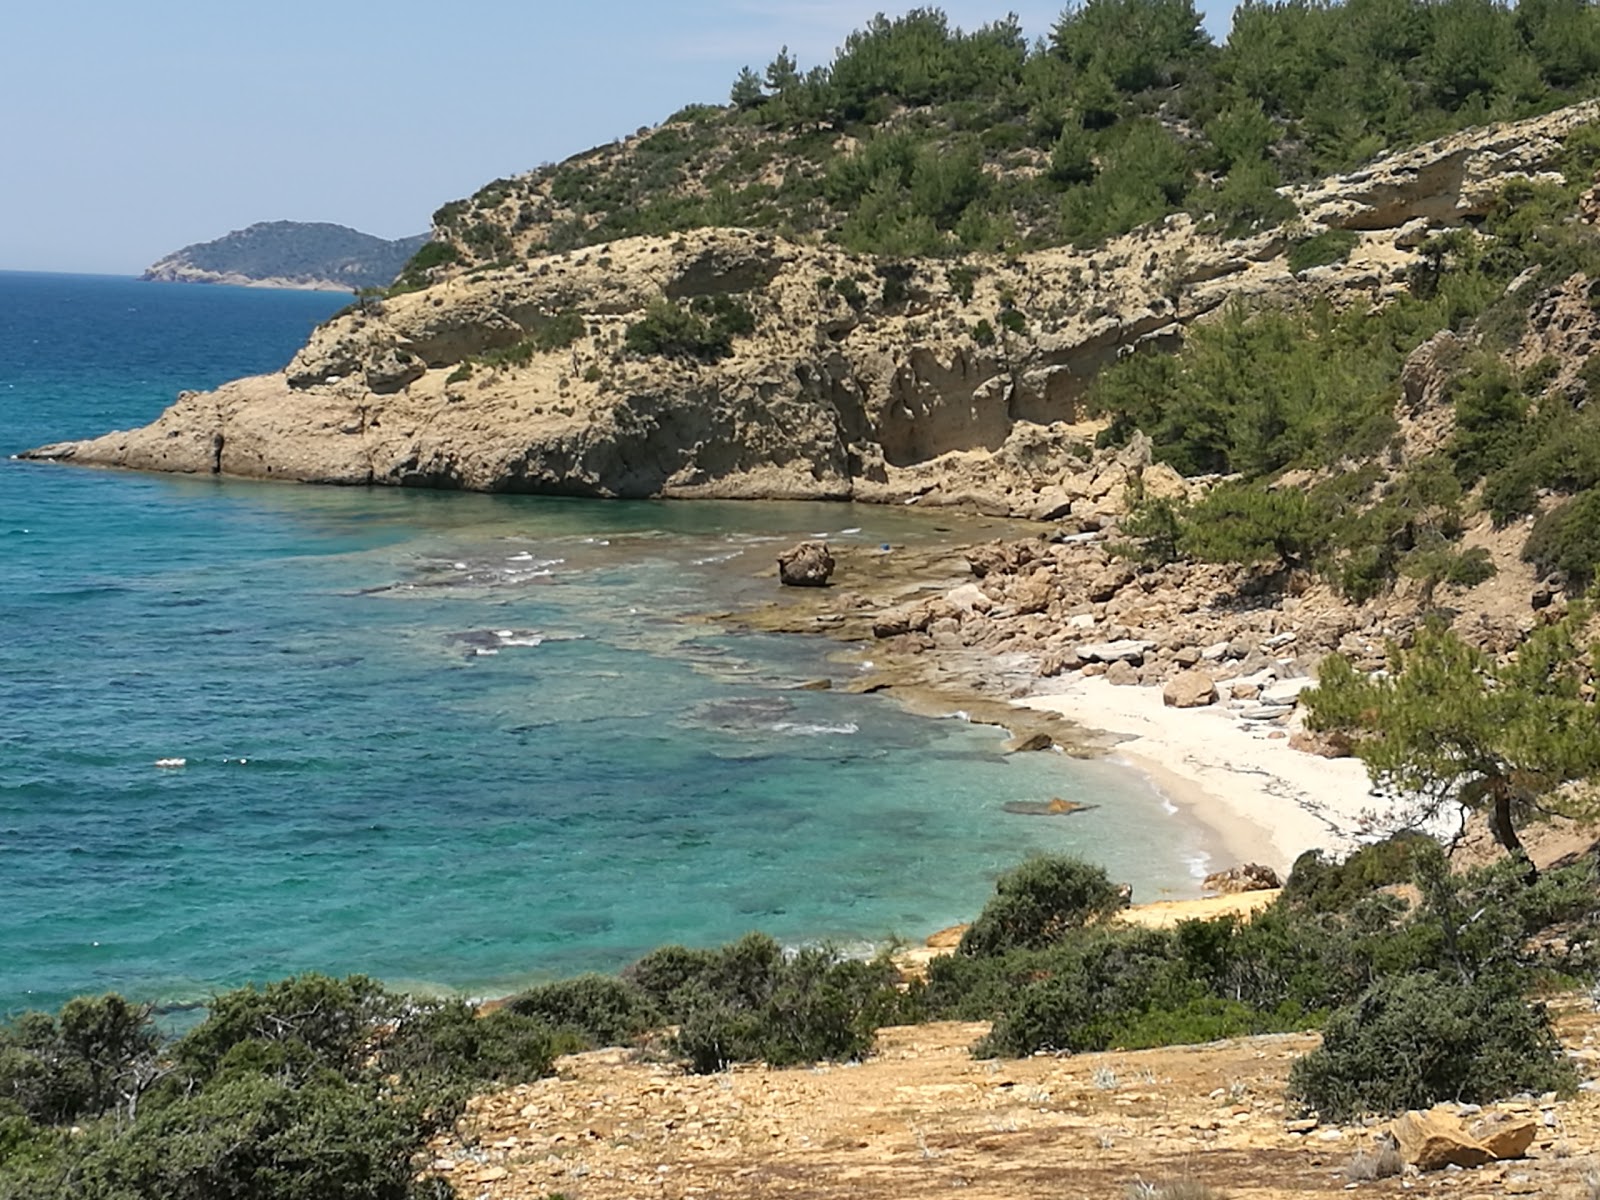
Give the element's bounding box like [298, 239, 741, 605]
[1016, 675, 1375, 877]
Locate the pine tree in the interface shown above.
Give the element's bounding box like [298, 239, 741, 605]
[730, 66, 765, 110]
[1305, 608, 1600, 868]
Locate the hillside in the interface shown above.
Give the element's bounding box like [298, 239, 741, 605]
[140, 221, 429, 291]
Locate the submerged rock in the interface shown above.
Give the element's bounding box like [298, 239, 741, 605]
[1001, 797, 1099, 817]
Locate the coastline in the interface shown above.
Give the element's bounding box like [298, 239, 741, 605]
[1016, 675, 1375, 876]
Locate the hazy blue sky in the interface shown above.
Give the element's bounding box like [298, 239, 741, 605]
[4, 1, 1240, 275]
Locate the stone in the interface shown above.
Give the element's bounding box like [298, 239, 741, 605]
[1038, 649, 1083, 677]
[1106, 660, 1140, 686]
[1087, 562, 1137, 603]
[1260, 676, 1317, 707]
[777, 541, 835, 587]
[1393, 1108, 1494, 1171]
[1163, 669, 1218, 709]
[1140, 461, 1189, 501]
[1202, 863, 1282, 894]
[1077, 639, 1155, 664]
[944, 583, 991, 614]
[872, 605, 932, 638]
[1010, 571, 1054, 615]
[1289, 729, 1354, 758]
[1005, 731, 1055, 753]
[1174, 646, 1201, 667]
[1469, 1113, 1537, 1160]
[364, 347, 426, 394]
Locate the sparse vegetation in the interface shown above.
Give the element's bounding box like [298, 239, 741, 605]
[419, 0, 1600, 269]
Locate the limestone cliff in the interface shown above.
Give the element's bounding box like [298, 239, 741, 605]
[28, 101, 1600, 512]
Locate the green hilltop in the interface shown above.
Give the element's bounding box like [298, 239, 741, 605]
[405, 0, 1600, 281]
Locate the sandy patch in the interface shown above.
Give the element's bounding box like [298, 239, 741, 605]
[1017, 677, 1379, 875]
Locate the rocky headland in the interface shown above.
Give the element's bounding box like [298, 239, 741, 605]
[140, 220, 430, 292]
[32, 103, 1600, 502]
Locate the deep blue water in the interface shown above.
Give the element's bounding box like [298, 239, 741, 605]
[0, 272, 1212, 1015]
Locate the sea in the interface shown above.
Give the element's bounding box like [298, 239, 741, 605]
[0, 271, 1214, 1017]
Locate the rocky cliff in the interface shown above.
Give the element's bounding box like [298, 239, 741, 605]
[140, 221, 429, 292]
[28, 102, 1600, 510]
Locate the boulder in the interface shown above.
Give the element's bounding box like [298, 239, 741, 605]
[1261, 676, 1317, 707]
[944, 582, 992, 614]
[777, 541, 835, 587]
[872, 604, 933, 638]
[1009, 570, 1054, 615]
[1469, 1113, 1537, 1161]
[1202, 863, 1282, 894]
[1087, 562, 1137, 602]
[1163, 669, 1218, 709]
[1140, 461, 1189, 501]
[1392, 1109, 1494, 1172]
[1105, 659, 1140, 686]
[1289, 729, 1354, 758]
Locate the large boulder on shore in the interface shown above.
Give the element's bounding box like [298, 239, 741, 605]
[1392, 1109, 1495, 1171]
[777, 541, 835, 587]
[1163, 669, 1218, 708]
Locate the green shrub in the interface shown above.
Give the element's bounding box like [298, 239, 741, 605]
[503, 975, 658, 1047]
[1288, 969, 1576, 1119]
[175, 974, 395, 1086]
[1524, 488, 1600, 585]
[998, 307, 1027, 334]
[946, 264, 979, 303]
[0, 995, 159, 1124]
[531, 311, 586, 352]
[624, 296, 753, 361]
[1287, 230, 1360, 274]
[1178, 482, 1323, 568]
[1283, 833, 1442, 915]
[624, 934, 903, 1073]
[1, 1075, 427, 1200]
[958, 856, 1128, 957]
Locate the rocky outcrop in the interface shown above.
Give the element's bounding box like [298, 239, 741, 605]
[1201, 863, 1282, 893]
[27, 103, 1600, 504]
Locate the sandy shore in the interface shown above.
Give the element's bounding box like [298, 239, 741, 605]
[1017, 676, 1379, 876]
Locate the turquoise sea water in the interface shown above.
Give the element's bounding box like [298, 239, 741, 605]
[0, 271, 1214, 1016]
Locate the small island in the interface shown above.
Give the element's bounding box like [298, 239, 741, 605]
[140, 220, 429, 291]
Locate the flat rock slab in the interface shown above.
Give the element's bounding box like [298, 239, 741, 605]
[1076, 639, 1156, 664]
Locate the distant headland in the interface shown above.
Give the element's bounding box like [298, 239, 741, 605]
[140, 220, 429, 291]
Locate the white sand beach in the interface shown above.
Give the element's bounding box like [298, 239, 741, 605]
[1018, 677, 1383, 876]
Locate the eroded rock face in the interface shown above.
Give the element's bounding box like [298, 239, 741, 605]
[777, 541, 835, 588]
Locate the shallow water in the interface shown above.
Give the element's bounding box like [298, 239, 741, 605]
[0, 272, 1214, 1015]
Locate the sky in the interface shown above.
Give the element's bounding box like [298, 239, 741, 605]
[2, 1, 1241, 275]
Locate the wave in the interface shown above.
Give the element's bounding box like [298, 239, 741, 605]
[770, 721, 860, 736]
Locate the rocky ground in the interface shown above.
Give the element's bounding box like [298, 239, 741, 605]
[429, 1003, 1600, 1200]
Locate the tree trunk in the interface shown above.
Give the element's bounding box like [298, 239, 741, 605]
[1488, 776, 1537, 883]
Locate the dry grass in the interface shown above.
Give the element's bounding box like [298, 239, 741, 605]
[1126, 1179, 1226, 1200]
[1344, 1144, 1403, 1182]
